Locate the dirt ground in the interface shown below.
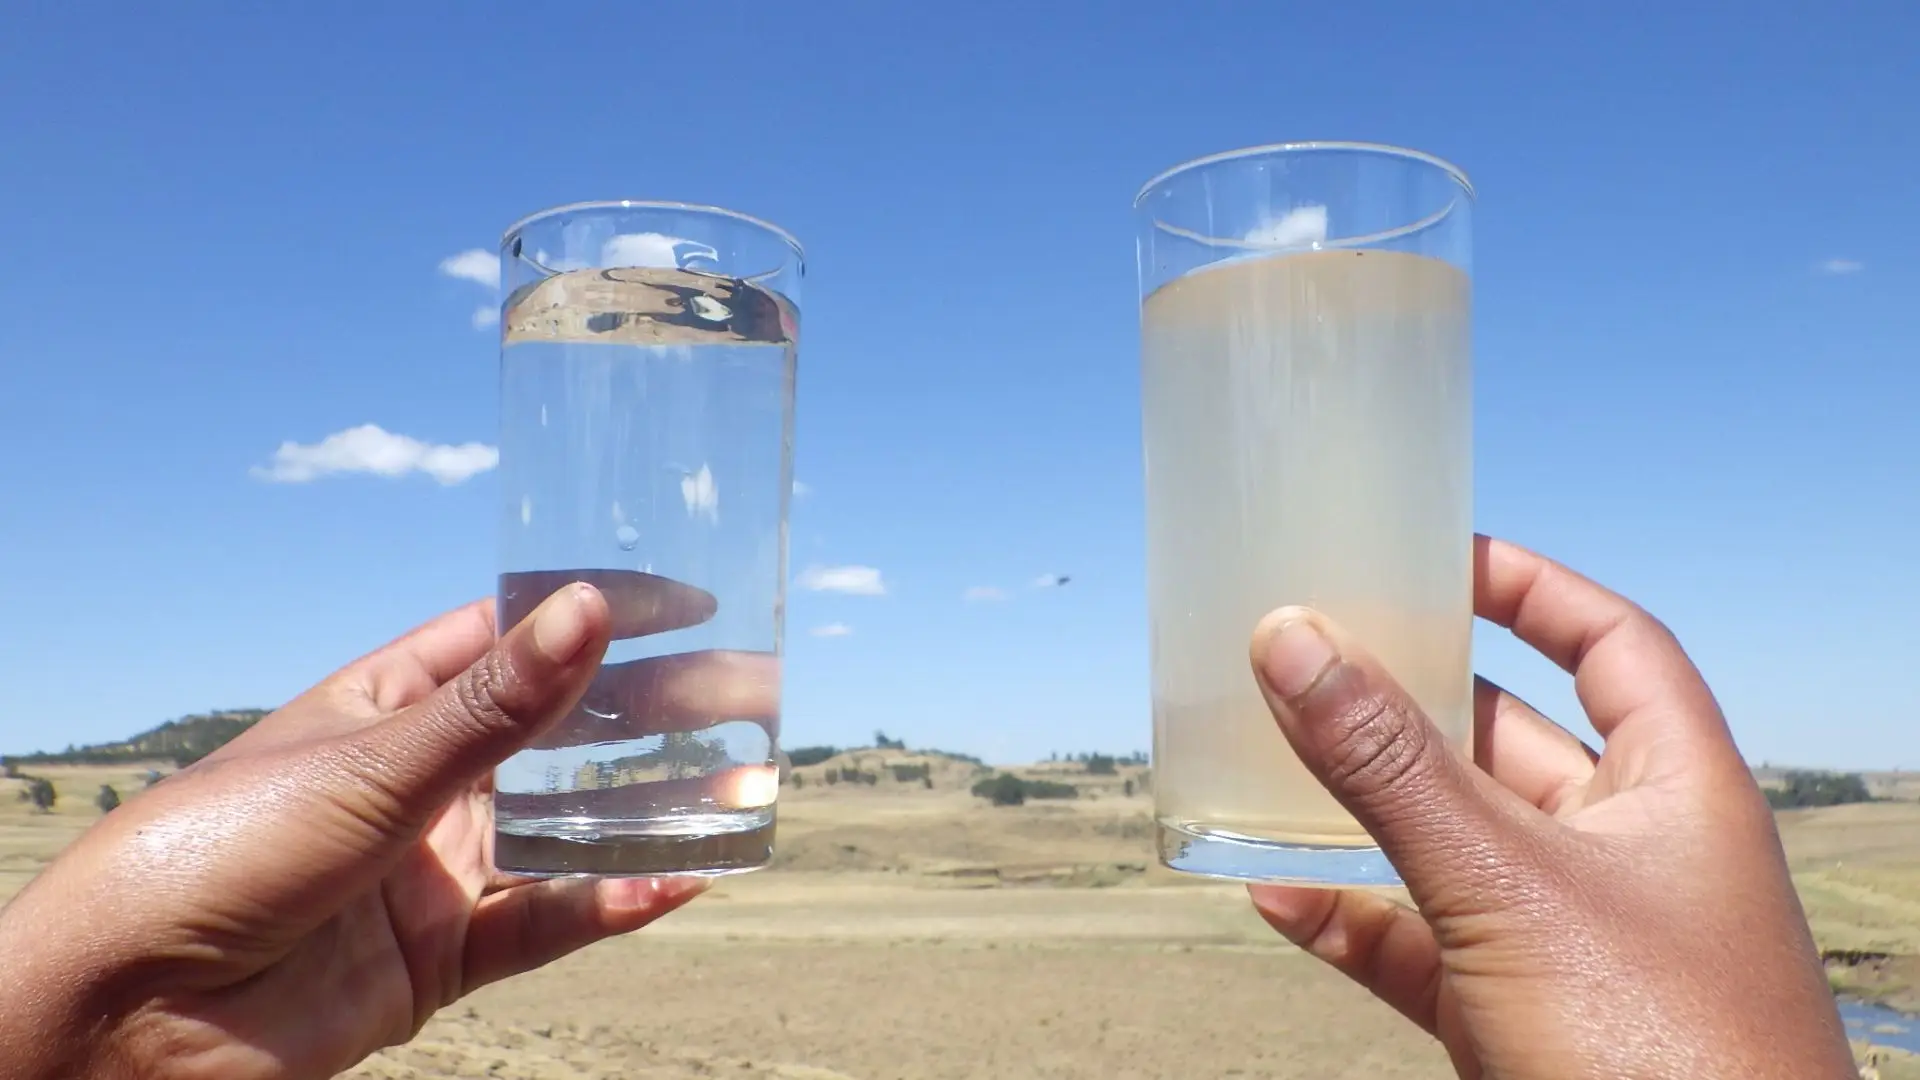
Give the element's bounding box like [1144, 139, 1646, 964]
[4, 760, 1916, 1078]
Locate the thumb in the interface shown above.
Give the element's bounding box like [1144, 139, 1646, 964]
[344, 582, 611, 833]
[1250, 606, 1516, 902]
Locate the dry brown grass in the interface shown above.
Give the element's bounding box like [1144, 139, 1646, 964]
[1857, 1045, 1920, 1080]
[3, 762, 1914, 1077]
[1775, 799, 1920, 1017]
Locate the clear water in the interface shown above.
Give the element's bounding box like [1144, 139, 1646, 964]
[1842, 1000, 1920, 1054]
[492, 267, 793, 868]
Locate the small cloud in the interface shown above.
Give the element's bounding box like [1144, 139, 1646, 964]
[251, 424, 498, 485]
[964, 586, 1009, 603]
[532, 248, 590, 273]
[796, 565, 886, 596]
[1816, 258, 1864, 275]
[603, 233, 719, 270]
[681, 464, 718, 522]
[1030, 574, 1071, 589]
[439, 249, 501, 289]
[792, 480, 811, 498]
[809, 622, 853, 638]
[1245, 206, 1329, 249]
[441, 249, 502, 333]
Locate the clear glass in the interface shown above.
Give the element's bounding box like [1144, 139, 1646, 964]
[491, 201, 801, 876]
[1135, 143, 1474, 887]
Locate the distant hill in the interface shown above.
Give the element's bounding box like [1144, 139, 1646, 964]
[1754, 765, 1918, 803]
[2, 709, 268, 768]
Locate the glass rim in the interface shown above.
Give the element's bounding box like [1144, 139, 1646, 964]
[1133, 141, 1476, 209]
[499, 199, 806, 262]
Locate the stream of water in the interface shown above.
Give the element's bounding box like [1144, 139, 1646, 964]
[1842, 999, 1920, 1053]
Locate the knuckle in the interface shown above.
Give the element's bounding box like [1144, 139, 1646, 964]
[1356, 902, 1412, 987]
[1317, 690, 1436, 804]
[443, 649, 525, 741]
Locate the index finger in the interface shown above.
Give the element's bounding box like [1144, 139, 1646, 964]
[1473, 534, 1729, 747]
[356, 571, 716, 715]
[499, 570, 717, 640]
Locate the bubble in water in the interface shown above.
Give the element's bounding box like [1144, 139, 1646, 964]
[616, 524, 640, 550]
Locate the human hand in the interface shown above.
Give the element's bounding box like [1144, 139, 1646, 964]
[0, 573, 770, 1080]
[1245, 536, 1856, 1080]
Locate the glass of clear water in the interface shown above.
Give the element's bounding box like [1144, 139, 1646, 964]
[491, 201, 801, 876]
[1135, 143, 1474, 887]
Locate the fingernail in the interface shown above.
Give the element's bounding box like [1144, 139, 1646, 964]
[1258, 614, 1339, 701]
[531, 584, 595, 664]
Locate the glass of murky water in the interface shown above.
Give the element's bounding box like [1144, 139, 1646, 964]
[1135, 143, 1474, 887]
[491, 201, 800, 876]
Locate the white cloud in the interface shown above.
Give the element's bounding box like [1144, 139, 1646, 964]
[439, 249, 501, 289]
[1031, 573, 1070, 589]
[796, 565, 886, 596]
[681, 464, 718, 522]
[440, 249, 503, 333]
[809, 623, 853, 638]
[603, 233, 718, 270]
[533, 248, 589, 273]
[1245, 205, 1329, 249]
[1817, 258, 1864, 275]
[965, 586, 1009, 603]
[792, 480, 811, 498]
[251, 424, 498, 485]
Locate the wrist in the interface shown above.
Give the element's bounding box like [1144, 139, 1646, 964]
[0, 895, 137, 1080]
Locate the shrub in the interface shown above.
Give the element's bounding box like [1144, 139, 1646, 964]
[1766, 770, 1873, 809]
[973, 773, 1027, 806]
[26, 777, 55, 812]
[1085, 754, 1117, 775]
[1123, 779, 1135, 797]
[1024, 778, 1079, 800]
[786, 746, 839, 768]
[970, 773, 1078, 806]
[889, 763, 931, 784]
[96, 784, 121, 814]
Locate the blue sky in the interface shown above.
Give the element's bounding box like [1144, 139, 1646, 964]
[1, 4, 1914, 768]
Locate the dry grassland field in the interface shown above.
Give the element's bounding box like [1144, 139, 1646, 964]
[4, 755, 1916, 1079]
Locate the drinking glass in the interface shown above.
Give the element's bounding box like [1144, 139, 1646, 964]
[1135, 143, 1474, 886]
[491, 200, 801, 876]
